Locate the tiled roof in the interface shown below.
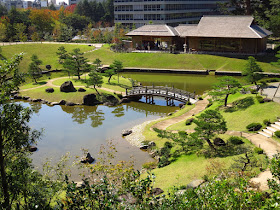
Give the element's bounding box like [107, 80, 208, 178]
[126, 24, 179, 36]
[126, 16, 272, 39]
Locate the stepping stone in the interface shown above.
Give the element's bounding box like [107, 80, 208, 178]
[258, 131, 271, 138]
[263, 129, 273, 135]
[275, 122, 280, 126]
[271, 124, 280, 130]
[267, 127, 278, 132]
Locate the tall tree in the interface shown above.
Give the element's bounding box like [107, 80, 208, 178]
[242, 56, 264, 86]
[209, 76, 241, 107]
[193, 110, 227, 151]
[110, 60, 123, 83]
[63, 48, 91, 80]
[86, 68, 103, 95]
[0, 55, 32, 209]
[93, 58, 102, 68]
[56, 46, 68, 64]
[28, 54, 43, 84]
[104, 69, 116, 83]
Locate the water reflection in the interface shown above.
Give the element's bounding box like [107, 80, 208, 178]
[30, 102, 42, 114]
[111, 106, 125, 117]
[61, 105, 105, 128]
[120, 72, 244, 95]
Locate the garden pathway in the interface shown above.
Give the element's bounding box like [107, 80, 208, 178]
[151, 96, 209, 130]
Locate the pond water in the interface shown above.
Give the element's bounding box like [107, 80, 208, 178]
[20, 100, 177, 180]
[19, 73, 243, 180]
[120, 72, 244, 95]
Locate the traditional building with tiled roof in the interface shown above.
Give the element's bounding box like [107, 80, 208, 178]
[126, 16, 272, 54]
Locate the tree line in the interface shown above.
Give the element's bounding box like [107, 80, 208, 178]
[0, 0, 129, 43]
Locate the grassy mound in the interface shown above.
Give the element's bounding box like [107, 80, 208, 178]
[0, 44, 92, 73]
[85, 45, 280, 72]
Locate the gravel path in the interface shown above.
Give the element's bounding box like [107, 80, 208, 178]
[125, 120, 157, 147]
[152, 96, 209, 130]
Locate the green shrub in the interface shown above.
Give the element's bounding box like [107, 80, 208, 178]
[246, 123, 262, 131]
[263, 119, 271, 126]
[178, 131, 188, 138]
[185, 118, 194, 125]
[250, 89, 258, 94]
[256, 96, 264, 103]
[187, 101, 192, 105]
[164, 141, 173, 149]
[275, 131, 280, 138]
[254, 147, 264, 154]
[228, 136, 244, 145]
[198, 96, 203, 100]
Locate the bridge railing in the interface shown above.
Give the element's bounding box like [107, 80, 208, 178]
[126, 86, 196, 101]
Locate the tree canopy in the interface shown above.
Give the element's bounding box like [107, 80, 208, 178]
[209, 76, 241, 107]
[63, 48, 91, 80]
[242, 56, 264, 86]
[193, 109, 227, 151]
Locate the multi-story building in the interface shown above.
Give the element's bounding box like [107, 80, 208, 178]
[114, 0, 231, 28]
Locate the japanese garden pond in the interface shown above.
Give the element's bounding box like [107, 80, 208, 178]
[20, 100, 177, 180]
[20, 73, 244, 180]
[120, 72, 244, 95]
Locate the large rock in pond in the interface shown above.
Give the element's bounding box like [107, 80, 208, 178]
[83, 94, 100, 106]
[59, 100, 66, 105]
[60, 81, 76, 92]
[122, 130, 132, 136]
[65, 101, 76, 106]
[104, 95, 118, 105]
[29, 146, 37, 152]
[81, 153, 95, 164]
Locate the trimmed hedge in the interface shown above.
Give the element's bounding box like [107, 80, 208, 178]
[228, 136, 244, 145]
[263, 119, 271, 126]
[185, 118, 194, 125]
[254, 147, 264, 154]
[246, 123, 262, 131]
[275, 131, 280, 138]
[256, 96, 264, 103]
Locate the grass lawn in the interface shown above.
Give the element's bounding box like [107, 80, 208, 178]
[50, 75, 132, 92]
[85, 45, 280, 72]
[1, 44, 92, 73]
[150, 150, 267, 192]
[19, 86, 115, 104]
[167, 93, 280, 132]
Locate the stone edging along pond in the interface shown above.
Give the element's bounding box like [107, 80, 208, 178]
[11, 92, 131, 107]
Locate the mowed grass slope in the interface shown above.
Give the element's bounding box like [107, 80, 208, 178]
[85, 45, 280, 72]
[167, 93, 280, 132]
[1, 44, 93, 72]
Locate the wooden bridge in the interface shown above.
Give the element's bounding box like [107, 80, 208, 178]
[125, 86, 197, 106]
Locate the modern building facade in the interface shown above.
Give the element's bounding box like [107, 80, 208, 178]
[126, 16, 272, 54]
[114, 0, 231, 28]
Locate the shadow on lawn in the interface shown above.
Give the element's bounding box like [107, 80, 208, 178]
[32, 81, 47, 86]
[223, 96, 255, 113]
